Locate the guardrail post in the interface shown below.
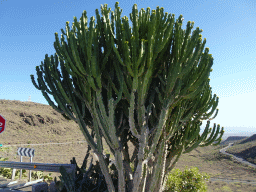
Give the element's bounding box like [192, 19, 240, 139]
[11, 168, 16, 180]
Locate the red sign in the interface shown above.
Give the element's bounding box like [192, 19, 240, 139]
[0, 115, 6, 134]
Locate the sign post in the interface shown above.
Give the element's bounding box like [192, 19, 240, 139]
[12, 147, 35, 182]
[0, 114, 6, 134]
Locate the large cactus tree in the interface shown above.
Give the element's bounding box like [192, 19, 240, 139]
[30, 2, 224, 192]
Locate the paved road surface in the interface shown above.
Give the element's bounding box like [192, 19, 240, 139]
[219, 142, 256, 169]
[210, 142, 256, 185]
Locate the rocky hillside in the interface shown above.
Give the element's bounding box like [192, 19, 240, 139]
[220, 136, 248, 146]
[238, 134, 256, 145]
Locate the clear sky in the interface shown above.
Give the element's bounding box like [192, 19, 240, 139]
[1, 0, 255, 139]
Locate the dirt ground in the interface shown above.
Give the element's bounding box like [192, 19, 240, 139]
[0, 99, 256, 191]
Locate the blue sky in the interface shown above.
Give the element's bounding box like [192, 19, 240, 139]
[0, 0, 255, 139]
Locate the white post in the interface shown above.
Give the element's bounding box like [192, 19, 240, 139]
[20, 156, 22, 180]
[11, 168, 16, 180]
[28, 96, 31, 102]
[29, 156, 32, 182]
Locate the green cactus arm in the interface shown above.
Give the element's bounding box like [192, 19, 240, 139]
[204, 125, 216, 143]
[44, 55, 72, 104]
[112, 2, 122, 46]
[72, 15, 87, 57]
[91, 54, 102, 89]
[179, 29, 205, 78]
[72, 76, 92, 104]
[151, 7, 166, 53]
[67, 93, 100, 148]
[180, 62, 208, 97]
[68, 26, 87, 76]
[178, 99, 202, 123]
[181, 120, 192, 146]
[145, 11, 156, 69]
[90, 28, 103, 90]
[139, 65, 154, 105]
[95, 91, 114, 136]
[212, 128, 224, 146]
[130, 4, 140, 71]
[187, 58, 212, 93]
[108, 98, 120, 149]
[185, 122, 201, 146]
[200, 124, 221, 147]
[194, 95, 218, 121]
[53, 33, 67, 63]
[178, 21, 194, 63]
[107, 94, 126, 191]
[208, 108, 219, 122]
[112, 63, 124, 106]
[202, 96, 219, 120]
[154, 13, 175, 54]
[189, 86, 213, 121]
[47, 54, 61, 80]
[31, 62, 77, 121]
[183, 121, 211, 153]
[165, 61, 181, 96]
[173, 19, 183, 63]
[91, 100, 120, 190]
[60, 22, 85, 77]
[145, 103, 173, 163]
[111, 37, 134, 77]
[136, 39, 147, 77]
[129, 91, 140, 138]
[93, 99, 116, 155]
[192, 48, 211, 77]
[181, 78, 209, 100]
[86, 17, 96, 66]
[154, 87, 163, 104]
[173, 78, 183, 98]
[165, 145, 183, 174]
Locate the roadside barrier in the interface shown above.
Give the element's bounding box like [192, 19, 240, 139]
[0, 144, 75, 192]
[0, 161, 75, 192]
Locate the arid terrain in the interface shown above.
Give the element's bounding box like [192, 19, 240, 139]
[0, 99, 256, 192]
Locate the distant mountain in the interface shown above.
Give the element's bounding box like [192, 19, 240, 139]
[238, 134, 256, 145]
[220, 136, 248, 146]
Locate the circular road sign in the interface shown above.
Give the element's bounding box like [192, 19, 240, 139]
[0, 115, 6, 134]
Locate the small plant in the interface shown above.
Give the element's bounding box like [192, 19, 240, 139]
[0, 146, 10, 162]
[163, 166, 210, 192]
[0, 153, 27, 180]
[0, 167, 27, 180]
[31, 171, 53, 182]
[27, 141, 32, 144]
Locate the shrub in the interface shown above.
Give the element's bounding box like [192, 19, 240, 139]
[31, 171, 53, 182]
[0, 167, 27, 180]
[163, 166, 210, 192]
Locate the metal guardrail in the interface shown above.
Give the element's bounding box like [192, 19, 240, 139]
[0, 161, 76, 192]
[0, 161, 76, 175]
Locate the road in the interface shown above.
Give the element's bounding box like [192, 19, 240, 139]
[208, 142, 256, 185]
[219, 142, 256, 169]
